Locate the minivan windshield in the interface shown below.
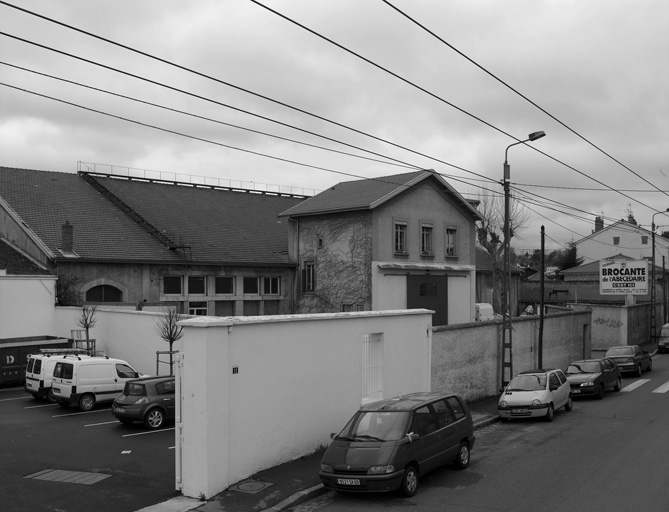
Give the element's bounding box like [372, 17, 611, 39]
[338, 411, 411, 442]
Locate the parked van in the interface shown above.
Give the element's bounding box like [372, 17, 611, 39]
[24, 349, 91, 402]
[51, 356, 143, 411]
[319, 392, 475, 497]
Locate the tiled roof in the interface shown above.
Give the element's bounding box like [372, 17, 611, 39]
[0, 167, 305, 266]
[561, 254, 636, 275]
[0, 238, 50, 275]
[279, 169, 483, 220]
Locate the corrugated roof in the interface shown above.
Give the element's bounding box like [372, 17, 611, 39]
[0, 167, 305, 266]
[279, 169, 483, 220]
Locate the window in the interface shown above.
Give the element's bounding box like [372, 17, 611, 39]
[445, 227, 457, 256]
[421, 225, 433, 255]
[302, 262, 315, 292]
[116, 363, 137, 379]
[394, 222, 407, 254]
[613, 237, 620, 246]
[362, 333, 383, 403]
[263, 277, 280, 295]
[641, 236, 648, 245]
[86, 285, 122, 302]
[433, 399, 454, 429]
[215, 276, 234, 294]
[188, 301, 208, 315]
[243, 277, 259, 294]
[446, 396, 466, 420]
[412, 406, 437, 436]
[54, 362, 73, 379]
[163, 276, 182, 295]
[188, 276, 206, 295]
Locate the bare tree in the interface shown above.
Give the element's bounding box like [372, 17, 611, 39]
[75, 305, 98, 340]
[475, 186, 530, 314]
[154, 307, 184, 375]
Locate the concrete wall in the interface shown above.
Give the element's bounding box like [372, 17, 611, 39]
[431, 310, 592, 401]
[0, 275, 57, 339]
[176, 310, 433, 500]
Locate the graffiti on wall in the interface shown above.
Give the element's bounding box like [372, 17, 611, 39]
[593, 317, 624, 329]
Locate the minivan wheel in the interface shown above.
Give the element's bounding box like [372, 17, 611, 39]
[144, 408, 165, 429]
[454, 442, 470, 469]
[400, 466, 418, 497]
[46, 388, 56, 403]
[544, 404, 555, 422]
[78, 394, 96, 412]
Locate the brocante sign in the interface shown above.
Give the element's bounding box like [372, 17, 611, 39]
[599, 259, 648, 295]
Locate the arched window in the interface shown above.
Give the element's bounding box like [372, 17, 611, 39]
[86, 285, 122, 302]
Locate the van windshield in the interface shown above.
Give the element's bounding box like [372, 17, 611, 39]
[338, 411, 411, 442]
[53, 362, 73, 379]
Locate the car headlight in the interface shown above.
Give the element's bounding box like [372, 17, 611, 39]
[581, 382, 594, 387]
[531, 399, 542, 407]
[368, 465, 395, 475]
[320, 464, 333, 473]
[499, 400, 508, 408]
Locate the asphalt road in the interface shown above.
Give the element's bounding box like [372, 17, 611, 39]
[290, 353, 669, 512]
[0, 388, 178, 512]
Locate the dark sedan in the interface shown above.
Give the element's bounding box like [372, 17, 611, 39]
[603, 345, 652, 377]
[112, 376, 176, 429]
[565, 358, 622, 399]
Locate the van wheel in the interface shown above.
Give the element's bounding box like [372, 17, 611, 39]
[399, 465, 418, 497]
[79, 394, 96, 411]
[46, 388, 57, 403]
[144, 408, 165, 429]
[57, 400, 70, 408]
[454, 442, 470, 469]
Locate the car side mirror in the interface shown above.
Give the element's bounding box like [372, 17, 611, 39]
[330, 433, 337, 439]
[406, 432, 419, 443]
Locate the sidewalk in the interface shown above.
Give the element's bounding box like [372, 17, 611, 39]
[136, 396, 501, 512]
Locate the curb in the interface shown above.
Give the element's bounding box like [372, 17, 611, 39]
[474, 415, 499, 430]
[267, 483, 328, 511]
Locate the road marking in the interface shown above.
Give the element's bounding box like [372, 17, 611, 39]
[52, 409, 111, 418]
[0, 396, 32, 402]
[652, 381, 669, 394]
[24, 403, 58, 409]
[85, 420, 119, 427]
[122, 427, 175, 437]
[621, 379, 650, 392]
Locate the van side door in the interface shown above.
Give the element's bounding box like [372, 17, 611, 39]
[409, 405, 441, 473]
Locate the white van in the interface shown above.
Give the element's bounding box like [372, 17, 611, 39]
[24, 349, 91, 403]
[51, 356, 143, 411]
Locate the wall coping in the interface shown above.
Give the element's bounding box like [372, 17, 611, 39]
[432, 309, 591, 333]
[178, 308, 434, 328]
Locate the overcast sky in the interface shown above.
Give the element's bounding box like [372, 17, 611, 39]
[1, 0, 667, 251]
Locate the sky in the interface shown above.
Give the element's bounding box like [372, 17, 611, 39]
[1, 0, 667, 252]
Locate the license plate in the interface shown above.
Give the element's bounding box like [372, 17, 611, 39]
[337, 478, 360, 486]
[114, 407, 125, 414]
[572, 389, 580, 394]
[512, 408, 529, 413]
[53, 388, 60, 393]
[26, 382, 33, 389]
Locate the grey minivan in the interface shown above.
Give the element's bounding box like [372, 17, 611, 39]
[319, 392, 475, 497]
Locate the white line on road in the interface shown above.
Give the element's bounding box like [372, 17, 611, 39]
[0, 396, 31, 402]
[652, 381, 669, 394]
[122, 427, 175, 438]
[621, 379, 650, 392]
[85, 420, 119, 427]
[24, 403, 58, 409]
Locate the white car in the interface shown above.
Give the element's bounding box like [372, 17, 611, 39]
[498, 369, 572, 422]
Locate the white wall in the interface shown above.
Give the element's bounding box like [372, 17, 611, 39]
[0, 276, 57, 339]
[177, 310, 433, 500]
[54, 306, 183, 375]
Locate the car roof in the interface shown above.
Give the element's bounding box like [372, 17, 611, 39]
[570, 359, 605, 363]
[128, 376, 174, 384]
[518, 369, 558, 375]
[360, 392, 459, 412]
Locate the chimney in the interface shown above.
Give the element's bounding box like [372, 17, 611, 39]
[594, 216, 604, 232]
[62, 221, 73, 253]
[628, 213, 637, 225]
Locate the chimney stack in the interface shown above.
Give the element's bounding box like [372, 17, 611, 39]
[594, 216, 604, 232]
[62, 221, 73, 253]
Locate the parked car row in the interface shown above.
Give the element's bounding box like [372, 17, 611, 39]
[24, 350, 176, 430]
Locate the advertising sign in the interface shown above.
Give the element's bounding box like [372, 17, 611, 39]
[599, 259, 648, 295]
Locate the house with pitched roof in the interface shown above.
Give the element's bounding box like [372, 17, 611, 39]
[0, 166, 306, 316]
[279, 170, 484, 325]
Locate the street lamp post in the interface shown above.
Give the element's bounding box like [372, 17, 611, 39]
[501, 131, 546, 389]
[651, 208, 669, 345]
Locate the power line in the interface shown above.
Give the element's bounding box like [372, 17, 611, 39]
[380, 0, 669, 198]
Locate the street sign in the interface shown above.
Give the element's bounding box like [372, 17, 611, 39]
[599, 259, 648, 295]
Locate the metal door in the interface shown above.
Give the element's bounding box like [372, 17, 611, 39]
[407, 274, 448, 326]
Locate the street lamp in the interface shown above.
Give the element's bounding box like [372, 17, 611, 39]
[651, 208, 669, 345]
[501, 131, 546, 388]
